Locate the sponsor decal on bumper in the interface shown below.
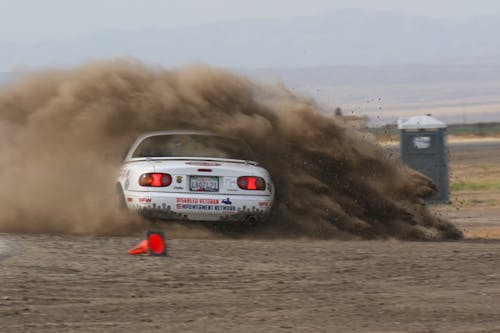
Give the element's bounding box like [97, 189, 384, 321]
[127, 193, 272, 221]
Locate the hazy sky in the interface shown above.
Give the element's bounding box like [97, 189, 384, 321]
[1, 0, 500, 43]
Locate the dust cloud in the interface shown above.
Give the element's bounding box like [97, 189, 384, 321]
[0, 60, 462, 240]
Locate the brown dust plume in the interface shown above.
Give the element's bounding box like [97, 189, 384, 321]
[0, 60, 462, 239]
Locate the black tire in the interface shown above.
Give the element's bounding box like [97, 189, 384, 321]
[116, 184, 128, 211]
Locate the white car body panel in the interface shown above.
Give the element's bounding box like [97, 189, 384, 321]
[118, 131, 274, 222]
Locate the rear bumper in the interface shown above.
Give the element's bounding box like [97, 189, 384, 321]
[124, 191, 273, 222]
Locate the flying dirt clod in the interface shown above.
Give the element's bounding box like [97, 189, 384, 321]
[0, 60, 462, 240]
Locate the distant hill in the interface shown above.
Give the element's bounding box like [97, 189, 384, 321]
[247, 64, 500, 125]
[1, 9, 500, 71]
[248, 64, 500, 86]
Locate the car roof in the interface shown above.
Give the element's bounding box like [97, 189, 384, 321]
[135, 130, 215, 141]
[124, 130, 258, 163]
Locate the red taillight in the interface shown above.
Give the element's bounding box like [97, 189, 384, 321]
[237, 176, 266, 190]
[247, 177, 257, 190]
[139, 173, 172, 187]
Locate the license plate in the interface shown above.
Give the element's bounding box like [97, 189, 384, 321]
[190, 176, 219, 192]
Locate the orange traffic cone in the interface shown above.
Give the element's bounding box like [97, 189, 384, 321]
[147, 231, 167, 256]
[128, 239, 148, 255]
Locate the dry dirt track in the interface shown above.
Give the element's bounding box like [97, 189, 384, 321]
[2, 234, 500, 333]
[3, 139, 500, 332]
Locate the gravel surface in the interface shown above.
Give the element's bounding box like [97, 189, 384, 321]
[3, 139, 500, 332]
[2, 234, 500, 332]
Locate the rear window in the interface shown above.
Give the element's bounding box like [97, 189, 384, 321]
[132, 134, 256, 161]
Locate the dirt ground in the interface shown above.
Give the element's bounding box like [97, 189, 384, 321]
[2, 140, 500, 332]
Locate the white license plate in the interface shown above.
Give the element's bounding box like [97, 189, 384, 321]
[190, 176, 219, 192]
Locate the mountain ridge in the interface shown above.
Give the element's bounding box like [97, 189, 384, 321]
[1, 9, 500, 71]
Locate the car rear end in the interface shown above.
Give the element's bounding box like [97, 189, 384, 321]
[121, 159, 273, 222]
[118, 131, 274, 223]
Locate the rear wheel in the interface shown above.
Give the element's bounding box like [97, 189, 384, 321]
[115, 184, 144, 231]
[116, 184, 128, 211]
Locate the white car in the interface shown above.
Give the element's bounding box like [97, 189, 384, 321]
[117, 130, 274, 224]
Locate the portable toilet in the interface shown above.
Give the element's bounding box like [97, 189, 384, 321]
[398, 115, 449, 203]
